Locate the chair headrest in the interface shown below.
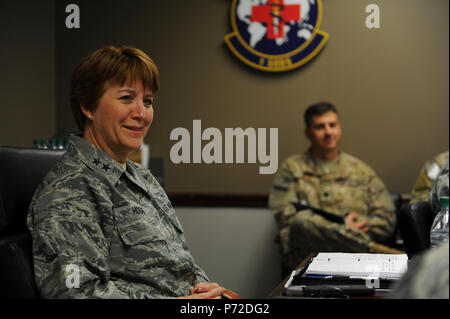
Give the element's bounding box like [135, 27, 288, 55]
[0, 147, 65, 236]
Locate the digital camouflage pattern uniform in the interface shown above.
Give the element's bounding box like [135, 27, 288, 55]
[268, 150, 396, 271]
[410, 151, 449, 204]
[27, 135, 209, 298]
[390, 241, 449, 299]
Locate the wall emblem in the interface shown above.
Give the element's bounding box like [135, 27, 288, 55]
[224, 0, 329, 72]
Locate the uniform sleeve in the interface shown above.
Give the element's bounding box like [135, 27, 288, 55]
[268, 159, 301, 231]
[194, 265, 210, 284]
[365, 174, 397, 242]
[410, 160, 438, 204]
[27, 204, 134, 299]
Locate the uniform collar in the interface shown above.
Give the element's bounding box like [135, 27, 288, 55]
[66, 134, 126, 186]
[304, 148, 348, 177]
[123, 160, 152, 195]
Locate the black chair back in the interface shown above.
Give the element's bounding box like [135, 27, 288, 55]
[0, 147, 65, 298]
[0, 147, 65, 236]
[379, 191, 404, 250]
[398, 201, 435, 258]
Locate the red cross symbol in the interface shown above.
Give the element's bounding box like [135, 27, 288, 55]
[251, 0, 301, 40]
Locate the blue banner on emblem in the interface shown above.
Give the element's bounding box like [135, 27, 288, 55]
[227, 34, 261, 66]
[290, 33, 325, 64]
[225, 31, 328, 72]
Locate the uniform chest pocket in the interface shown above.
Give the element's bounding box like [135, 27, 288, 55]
[113, 205, 167, 246]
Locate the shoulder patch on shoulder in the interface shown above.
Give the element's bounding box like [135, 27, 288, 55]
[274, 177, 292, 191]
[426, 162, 441, 181]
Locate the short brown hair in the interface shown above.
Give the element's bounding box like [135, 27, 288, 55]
[304, 102, 338, 129]
[70, 46, 160, 130]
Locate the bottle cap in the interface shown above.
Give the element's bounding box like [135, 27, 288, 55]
[439, 196, 449, 207]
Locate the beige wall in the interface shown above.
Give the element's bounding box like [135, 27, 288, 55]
[2, 0, 448, 195]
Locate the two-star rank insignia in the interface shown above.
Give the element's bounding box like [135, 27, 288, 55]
[92, 157, 110, 172]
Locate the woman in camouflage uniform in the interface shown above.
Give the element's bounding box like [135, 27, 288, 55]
[27, 46, 225, 299]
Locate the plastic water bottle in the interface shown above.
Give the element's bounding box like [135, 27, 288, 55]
[430, 196, 449, 248]
[33, 139, 42, 149]
[41, 139, 49, 149]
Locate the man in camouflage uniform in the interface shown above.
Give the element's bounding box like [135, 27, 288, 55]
[269, 102, 397, 272]
[27, 135, 211, 298]
[410, 151, 449, 204]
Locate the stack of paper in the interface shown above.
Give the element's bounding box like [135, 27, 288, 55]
[305, 253, 408, 280]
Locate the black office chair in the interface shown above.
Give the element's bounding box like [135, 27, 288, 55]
[397, 201, 435, 258]
[0, 147, 65, 299]
[380, 191, 405, 250]
[389, 191, 403, 214]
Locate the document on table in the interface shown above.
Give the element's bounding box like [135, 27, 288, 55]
[305, 253, 408, 280]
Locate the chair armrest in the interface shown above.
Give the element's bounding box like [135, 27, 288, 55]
[222, 289, 242, 299]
